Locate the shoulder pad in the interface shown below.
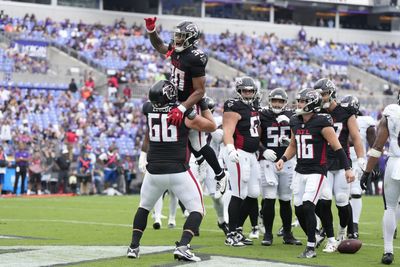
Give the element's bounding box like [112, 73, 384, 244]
[224, 99, 241, 112]
[340, 105, 357, 116]
[190, 49, 208, 65]
[383, 104, 400, 119]
[142, 101, 152, 114]
[360, 115, 376, 127]
[317, 113, 334, 125]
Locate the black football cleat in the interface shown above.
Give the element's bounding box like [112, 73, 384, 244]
[382, 253, 394, 265]
[127, 246, 140, 258]
[261, 232, 273, 246]
[283, 232, 302, 245]
[298, 247, 317, 258]
[218, 221, 229, 236]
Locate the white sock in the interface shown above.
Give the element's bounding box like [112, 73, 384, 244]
[169, 193, 178, 221]
[383, 207, 396, 254]
[153, 196, 163, 222]
[350, 198, 362, 224]
[213, 197, 225, 224]
[395, 205, 400, 223]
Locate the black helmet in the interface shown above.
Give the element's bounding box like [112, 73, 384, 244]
[295, 88, 322, 115]
[313, 78, 336, 109]
[173, 21, 199, 52]
[205, 96, 215, 113]
[340, 95, 360, 115]
[235, 76, 258, 105]
[148, 80, 177, 108]
[268, 88, 288, 114]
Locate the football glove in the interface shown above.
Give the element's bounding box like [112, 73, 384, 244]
[276, 114, 290, 124]
[138, 151, 148, 173]
[144, 17, 157, 33]
[360, 171, 370, 191]
[357, 157, 366, 172]
[167, 104, 186, 126]
[210, 129, 224, 144]
[263, 149, 277, 162]
[278, 136, 290, 146]
[226, 144, 239, 163]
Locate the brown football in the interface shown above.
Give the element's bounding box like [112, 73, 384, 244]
[337, 239, 362, 254]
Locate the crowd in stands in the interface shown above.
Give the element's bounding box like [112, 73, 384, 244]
[0, 81, 146, 196]
[2, 13, 399, 90]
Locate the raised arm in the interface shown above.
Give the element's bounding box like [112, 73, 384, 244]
[145, 17, 169, 55]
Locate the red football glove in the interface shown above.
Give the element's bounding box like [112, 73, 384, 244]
[144, 17, 157, 33]
[167, 105, 186, 126]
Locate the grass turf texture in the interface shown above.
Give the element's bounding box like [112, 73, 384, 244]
[0, 195, 391, 266]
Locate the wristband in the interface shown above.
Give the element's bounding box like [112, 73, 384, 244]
[281, 155, 288, 162]
[367, 148, 382, 158]
[178, 104, 187, 113]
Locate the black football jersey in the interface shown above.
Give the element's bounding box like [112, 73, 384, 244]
[324, 105, 353, 170]
[290, 113, 334, 175]
[260, 108, 294, 161]
[142, 101, 191, 174]
[170, 47, 208, 102]
[224, 99, 260, 153]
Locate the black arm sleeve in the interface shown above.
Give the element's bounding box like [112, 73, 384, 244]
[335, 148, 351, 170]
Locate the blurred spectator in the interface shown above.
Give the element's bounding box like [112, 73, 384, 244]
[14, 142, 30, 195]
[65, 129, 78, 160]
[123, 84, 132, 98]
[68, 78, 78, 93]
[55, 147, 71, 193]
[122, 155, 135, 194]
[0, 146, 8, 196]
[28, 149, 43, 195]
[84, 76, 95, 89]
[108, 82, 118, 98]
[99, 146, 120, 189]
[298, 27, 306, 42]
[42, 145, 56, 194]
[0, 120, 12, 143]
[77, 150, 92, 195]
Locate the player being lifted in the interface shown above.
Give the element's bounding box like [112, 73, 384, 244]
[223, 76, 261, 247]
[144, 17, 227, 197]
[314, 79, 365, 253]
[127, 80, 216, 262]
[360, 91, 400, 265]
[259, 88, 301, 246]
[276, 88, 355, 258]
[341, 95, 376, 238]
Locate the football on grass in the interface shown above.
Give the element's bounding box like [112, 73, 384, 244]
[337, 239, 362, 254]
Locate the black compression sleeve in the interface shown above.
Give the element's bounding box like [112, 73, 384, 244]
[335, 148, 351, 170]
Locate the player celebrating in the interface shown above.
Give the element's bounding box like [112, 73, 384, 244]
[360, 92, 400, 265]
[314, 78, 365, 252]
[259, 88, 301, 246]
[127, 80, 216, 262]
[223, 76, 261, 247]
[276, 88, 355, 258]
[144, 17, 227, 197]
[341, 95, 376, 238]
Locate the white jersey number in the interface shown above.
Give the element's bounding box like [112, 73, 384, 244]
[266, 126, 290, 147]
[171, 67, 185, 91]
[148, 113, 177, 142]
[295, 134, 314, 159]
[250, 116, 260, 137]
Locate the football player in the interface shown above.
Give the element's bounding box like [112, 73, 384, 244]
[360, 91, 400, 265]
[314, 78, 365, 252]
[276, 88, 354, 258]
[223, 76, 261, 247]
[144, 17, 227, 197]
[341, 95, 376, 238]
[259, 88, 301, 246]
[127, 80, 216, 262]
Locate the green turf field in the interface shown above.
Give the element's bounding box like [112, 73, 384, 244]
[0, 195, 393, 266]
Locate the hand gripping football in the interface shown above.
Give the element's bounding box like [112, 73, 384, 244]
[337, 239, 362, 254]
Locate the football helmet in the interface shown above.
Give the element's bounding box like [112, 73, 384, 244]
[173, 21, 199, 53]
[295, 88, 322, 115]
[148, 80, 177, 108]
[340, 95, 360, 116]
[205, 96, 215, 113]
[235, 76, 258, 105]
[268, 88, 288, 114]
[313, 78, 336, 109]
